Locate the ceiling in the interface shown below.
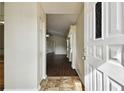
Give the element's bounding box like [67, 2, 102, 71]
[42, 2, 83, 37]
[42, 2, 82, 14]
[47, 14, 79, 36]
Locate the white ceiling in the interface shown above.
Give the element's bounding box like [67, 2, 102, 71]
[47, 14, 78, 36]
[42, 2, 82, 14]
[42, 2, 83, 36]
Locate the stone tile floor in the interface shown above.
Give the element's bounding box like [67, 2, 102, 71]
[40, 76, 83, 91]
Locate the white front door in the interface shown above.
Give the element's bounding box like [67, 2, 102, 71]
[84, 2, 124, 91]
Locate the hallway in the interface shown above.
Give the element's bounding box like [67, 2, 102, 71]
[47, 53, 77, 76]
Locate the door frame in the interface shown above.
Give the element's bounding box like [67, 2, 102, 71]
[39, 14, 47, 80]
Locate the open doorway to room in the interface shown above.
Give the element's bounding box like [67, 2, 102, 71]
[0, 2, 4, 91]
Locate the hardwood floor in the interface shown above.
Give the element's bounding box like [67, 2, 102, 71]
[0, 62, 4, 91]
[47, 53, 78, 76]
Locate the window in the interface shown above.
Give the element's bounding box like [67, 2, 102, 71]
[95, 2, 102, 39]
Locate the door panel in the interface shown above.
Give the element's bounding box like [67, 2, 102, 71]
[94, 45, 103, 60]
[88, 46, 93, 56]
[85, 64, 93, 91]
[109, 3, 122, 35]
[89, 64, 93, 90]
[106, 77, 124, 91]
[96, 69, 103, 91]
[84, 2, 124, 91]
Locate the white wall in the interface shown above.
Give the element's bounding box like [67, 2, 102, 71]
[54, 35, 67, 55]
[5, 3, 43, 90]
[0, 25, 4, 56]
[75, 5, 84, 83]
[46, 35, 67, 55]
[46, 36, 54, 53]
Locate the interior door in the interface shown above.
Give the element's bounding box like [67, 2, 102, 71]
[84, 2, 124, 91]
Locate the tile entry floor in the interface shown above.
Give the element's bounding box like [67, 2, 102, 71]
[40, 76, 83, 91]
